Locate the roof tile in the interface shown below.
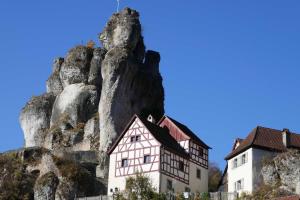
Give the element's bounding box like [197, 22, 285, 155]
[225, 126, 300, 160]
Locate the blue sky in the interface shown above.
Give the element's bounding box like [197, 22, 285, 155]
[1, 0, 300, 169]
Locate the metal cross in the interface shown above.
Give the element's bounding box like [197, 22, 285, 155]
[117, 0, 120, 12]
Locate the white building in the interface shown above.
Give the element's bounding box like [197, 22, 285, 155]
[224, 126, 300, 195]
[107, 114, 210, 196]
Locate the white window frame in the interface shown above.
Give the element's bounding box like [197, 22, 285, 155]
[234, 179, 244, 191]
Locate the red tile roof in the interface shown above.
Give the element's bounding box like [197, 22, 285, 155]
[225, 126, 300, 160]
[158, 116, 210, 149]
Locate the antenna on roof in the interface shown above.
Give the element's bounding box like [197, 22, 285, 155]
[116, 0, 121, 12]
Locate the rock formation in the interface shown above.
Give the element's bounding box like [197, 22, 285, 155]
[261, 149, 300, 194]
[98, 7, 164, 154]
[15, 7, 164, 199]
[20, 93, 56, 147]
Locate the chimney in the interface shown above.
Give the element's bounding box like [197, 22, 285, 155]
[147, 114, 156, 123]
[282, 128, 291, 148]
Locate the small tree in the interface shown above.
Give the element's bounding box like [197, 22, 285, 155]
[117, 172, 166, 200]
[208, 162, 222, 192]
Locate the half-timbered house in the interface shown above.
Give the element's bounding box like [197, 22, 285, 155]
[107, 114, 210, 196]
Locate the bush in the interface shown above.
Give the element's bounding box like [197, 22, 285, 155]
[0, 153, 36, 200]
[116, 172, 166, 200]
[208, 162, 222, 192]
[200, 192, 210, 200]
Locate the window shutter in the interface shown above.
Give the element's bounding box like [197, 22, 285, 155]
[241, 179, 244, 189]
[245, 153, 248, 163]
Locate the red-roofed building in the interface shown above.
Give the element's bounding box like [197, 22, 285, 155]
[223, 126, 300, 195]
[107, 114, 210, 196]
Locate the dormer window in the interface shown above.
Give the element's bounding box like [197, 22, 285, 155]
[147, 115, 156, 123]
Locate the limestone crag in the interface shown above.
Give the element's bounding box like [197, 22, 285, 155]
[60, 46, 93, 87]
[98, 8, 164, 155]
[17, 7, 165, 199]
[261, 149, 300, 193]
[34, 172, 59, 200]
[47, 58, 64, 95]
[50, 83, 99, 128]
[20, 93, 56, 147]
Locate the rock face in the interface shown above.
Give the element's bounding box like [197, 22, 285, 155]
[20, 93, 56, 147]
[261, 150, 300, 193]
[59, 46, 93, 87]
[98, 8, 164, 155]
[50, 83, 99, 127]
[34, 172, 59, 200]
[18, 7, 165, 198]
[88, 48, 106, 87]
[46, 58, 64, 95]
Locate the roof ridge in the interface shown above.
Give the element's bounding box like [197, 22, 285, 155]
[251, 126, 260, 145]
[257, 125, 287, 133]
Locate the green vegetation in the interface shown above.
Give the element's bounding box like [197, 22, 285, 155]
[0, 153, 36, 200]
[236, 182, 291, 200]
[114, 173, 212, 200]
[114, 172, 166, 200]
[208, 162, 222, 192]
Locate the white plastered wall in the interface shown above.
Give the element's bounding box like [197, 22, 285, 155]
[107, 152, 161, 195]
[227, 148, 253, 195]
[107, 118, 161, 195]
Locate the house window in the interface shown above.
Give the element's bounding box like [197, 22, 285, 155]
[241, 153, 247, 164]
[196, 169, 201, 179]
[233, 158, 238, 169]
[130, 136, 135, 142]
[179, 161, 184, 171]
[121, 159, 128, 167]
[198, 148, 204, 157]
[167, 179, 173, 190]
[144, 155, 151, 164]
[234, 179, 244, 191]
[130, 135, 141, 142]
[136, 135, 141, 142]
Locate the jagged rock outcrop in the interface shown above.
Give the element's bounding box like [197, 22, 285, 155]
[17, 7, 165, 199]
[83, 115, 100, 150]
[20, 93, 56, 147]
[88, 48, 106, 87]
[98, 8, 164, 156]
[261, 149, 300, 193]
[50, 83, 99, 127]
[59, 46, 94, 87]
[34, 172, 59, 200]
[47, 58, 64, 95]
